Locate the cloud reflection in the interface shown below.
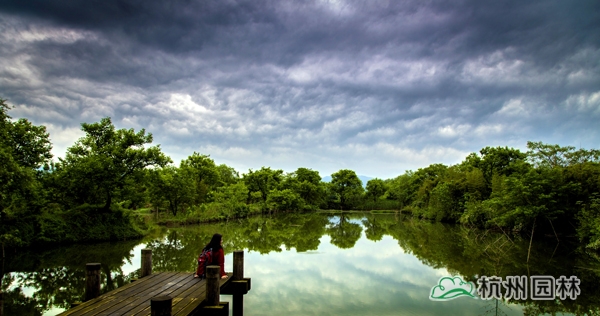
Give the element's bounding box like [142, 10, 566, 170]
[240, 233, 524, 316]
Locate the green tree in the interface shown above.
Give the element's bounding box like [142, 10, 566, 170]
[412, 164, 448, 210]
[330, 169, 364, 210]
[527, 141, 600, 168]
[243, 167, 284, 204]
[180, 153, 219, 204]
[0, 99, 52, 210]
[282, 168, 326, 209]
[267, 189, 304, 212]
[477, 146, 527, 186]
[366, 178, 386, 202]
[0, 98, 52, 250]
[212, 182, 250, 217]
[577, 193, 600, 250]
[59, 117, 171, 210]
[149, 166, 193, 216]
[215, 164, 240, 187]
[386, 172, 415, 209]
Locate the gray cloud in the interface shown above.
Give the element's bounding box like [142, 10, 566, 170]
[1, 0, 599, 178]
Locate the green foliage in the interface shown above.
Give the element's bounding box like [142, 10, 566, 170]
[477, 146, 527, 183]
[329, 169, 364, 210]
[215, 163, 240, 186]
[267, 188, 304, 212]
[35, 204, 143, 244]
[577, 194, 600, 250]
[282, 167, 327, 210]
[527, 141, 600, 168]
[426, 182, 456, 221]
[213, 182, 250, 217]
[385, 172, 414, 209]
[366, 178, 386, 202]
[411, 163, 448, 209]
[58, 117, 171, 210]
[149, 166, 193, 216]
[357, 198, 401, 211]
[0, 99, 53, 248]
[180, 153, 220, 204]
[243, 167, 284, 203]
[377, 142, 600, 249]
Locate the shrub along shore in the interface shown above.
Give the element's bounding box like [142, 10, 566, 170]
[1, 98, 599, 252]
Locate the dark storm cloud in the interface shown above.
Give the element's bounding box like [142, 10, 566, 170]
[1, 0, 599, 177]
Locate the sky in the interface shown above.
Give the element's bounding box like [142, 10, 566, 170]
[0, 0, 599, 179]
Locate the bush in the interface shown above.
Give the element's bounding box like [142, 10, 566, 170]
[35, 204, 143, 245]
[577, 194, 600, 250]
[267, 189, 304, 212]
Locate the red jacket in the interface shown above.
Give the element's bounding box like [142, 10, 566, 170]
[212, 248, 227, 277]
[196, 248, 227, 277]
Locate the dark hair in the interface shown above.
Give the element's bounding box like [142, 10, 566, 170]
[205, 233, 223, 252]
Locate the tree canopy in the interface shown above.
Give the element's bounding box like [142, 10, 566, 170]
[58, 117, 171, 210]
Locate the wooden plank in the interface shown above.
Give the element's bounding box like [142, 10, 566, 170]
[60, 273, 168, 316]
[61, 272, 177, 316]
[59, 272, 234, 316]
[95, 272, 191, 316]
[124, 273, 198, 315]
[75, 273, 175, 316]
[174, 274, 233, 316]
[80, 272, 179, 316]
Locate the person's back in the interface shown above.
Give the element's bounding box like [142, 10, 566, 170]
[194, 233, 228, 279]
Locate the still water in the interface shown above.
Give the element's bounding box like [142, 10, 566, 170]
[3, 212, 600, 315]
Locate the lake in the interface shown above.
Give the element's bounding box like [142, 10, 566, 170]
[3, 212, 600, 315]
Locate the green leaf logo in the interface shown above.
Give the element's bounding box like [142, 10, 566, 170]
[429, 276, 478, 301]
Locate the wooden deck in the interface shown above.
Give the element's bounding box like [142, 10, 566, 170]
[58, 272, 233, 316]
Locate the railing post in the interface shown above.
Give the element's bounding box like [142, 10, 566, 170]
[233, 250, 244, 280]
[141, 248, 152, 277]
[85, 263, 101, 301]
[233, 250, 244, 316]
[201, 265, 229, 315]
[206, 265, 220, 306]
[151, 296, 172, 316]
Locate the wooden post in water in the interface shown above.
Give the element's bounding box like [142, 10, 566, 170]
[202, 265, 228, 315]
[221, 250, 250, 316]
[85, 263, 101, 301]
[141, 248, 152, 277]
[151, 296, 172, 316]
[206, 265, 220, 306]
[233, 250, 244, 280]
[233, 251, 244, 316]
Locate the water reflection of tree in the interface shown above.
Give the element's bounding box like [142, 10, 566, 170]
[2, 240, 139, 315]
[2, 280, 41, 316]
[146, 230, 198, 273]
[326, 214, 362, 249]
[5, 212, 600, 315]
[362, 213, 399, 241]
[359, 214, 600, 315]
[145, 213, 332, 274]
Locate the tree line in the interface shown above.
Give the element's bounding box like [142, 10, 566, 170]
[1, 98, 599, 250]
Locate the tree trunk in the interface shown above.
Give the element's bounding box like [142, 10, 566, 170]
[104, 189, 112, 211]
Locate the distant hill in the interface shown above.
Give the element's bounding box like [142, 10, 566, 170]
[321, 175, 373, 187]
